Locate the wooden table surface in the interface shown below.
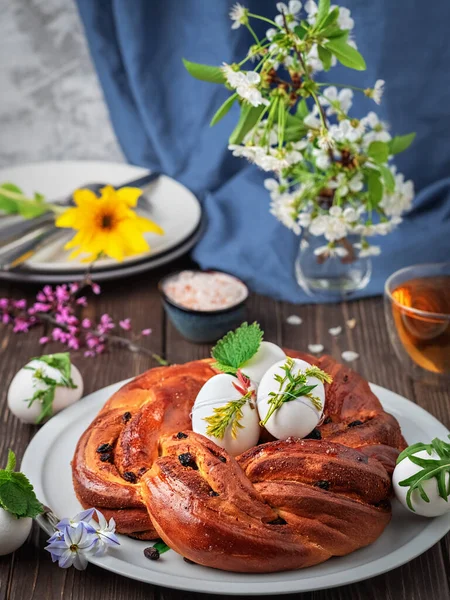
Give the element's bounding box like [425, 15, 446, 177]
[0, 258, 449, 600]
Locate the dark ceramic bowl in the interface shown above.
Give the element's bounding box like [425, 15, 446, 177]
[159, 270, 248, 343]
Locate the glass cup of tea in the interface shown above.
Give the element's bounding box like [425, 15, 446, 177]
[384, 262, 450, 384]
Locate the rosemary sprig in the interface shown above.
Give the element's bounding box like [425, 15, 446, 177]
[397, 436, 450, 511]
[260, 357, 332, 427]
[204, 392, 252, 440]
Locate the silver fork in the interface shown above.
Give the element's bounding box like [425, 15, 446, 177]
[0, 172, 161, 271]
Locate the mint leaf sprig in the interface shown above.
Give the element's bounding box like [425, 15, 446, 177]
[397, 436, 450, 512]
[260, 358, 332, 427]
[24, 353, 77, 424]
[211, 322, 263, 375]
[0, 450, 43, 519]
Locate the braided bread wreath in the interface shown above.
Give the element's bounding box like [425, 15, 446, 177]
[72, 350, 407, 573]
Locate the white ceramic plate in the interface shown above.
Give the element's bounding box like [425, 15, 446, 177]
[21, 381, 450, 595]
[0, 161, 202, 272]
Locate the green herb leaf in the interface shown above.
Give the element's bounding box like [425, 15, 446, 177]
[228, 104, 267, 145]
[397, 436, 450, 512]
[34, 352, 75, 384]
[324, 38, 366, 71]
[260, 358, 332, 427]
[317, 46, 332, 71]
[6, 450, 16, 472]
[204, 396, 248, 440]
[0, 183, 50, 219]
[210, 93, 237, 127]
[388, 133, 416, 155]
[153, 540, 171, 554]
[211, 322, 263, 372]
[0, 451, 43, 518]
[182, 59, 225, 84]
[368, 141, 389, 164]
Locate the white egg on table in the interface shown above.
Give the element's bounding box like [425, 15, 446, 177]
[0, 509, 32, 555]
[257, 358, 325, 440]
[192, 373, 260, 456]
[393, 449, 450, 517]
[7, 359, 84, 424]
[240, 341, 286, 385]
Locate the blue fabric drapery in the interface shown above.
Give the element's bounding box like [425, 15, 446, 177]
[75, 0, 450, 302]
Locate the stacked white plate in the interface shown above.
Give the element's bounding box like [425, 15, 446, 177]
[0, 161, 204, 282]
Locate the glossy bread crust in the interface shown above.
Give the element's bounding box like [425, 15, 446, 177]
[72, 351, 406, 569]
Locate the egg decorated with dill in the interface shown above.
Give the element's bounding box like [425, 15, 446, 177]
[257, 357, 331, 440]
[392, 439, 450, 517]
[240, 341, 287, 385]
[7, 353, 83, 424]
[192, 373, 260, 456]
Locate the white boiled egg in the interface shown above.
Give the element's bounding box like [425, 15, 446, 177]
[257, 358, 325, 440]
[7, 359, 83, 424]
[192, 373, 260, 456]
[0, 508, 32, 555]
[393, 449, 450, 517]
[240, 341, 286, 385]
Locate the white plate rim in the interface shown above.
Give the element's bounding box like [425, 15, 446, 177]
[21, 380, 450, 595]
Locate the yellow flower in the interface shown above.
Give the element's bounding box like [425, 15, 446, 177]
[55, 185, 164, 262]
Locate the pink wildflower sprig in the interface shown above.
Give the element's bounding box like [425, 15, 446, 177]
[0, 282, 166, 365]
[232, 369, 256, 400]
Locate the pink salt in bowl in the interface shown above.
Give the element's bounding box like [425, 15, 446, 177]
[158, 270, 249, 343]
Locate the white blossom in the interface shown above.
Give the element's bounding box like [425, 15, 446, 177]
[337, 7, 354, 30]
[365, 79, 385, 105]
[329, 119, 365, 143]
[354, 243, 381, 257]
[309, 212, 347, 242]
[343, 207, 359, 222]
[348, 172, 364, 192]
[275, 1, 302, 29]
[270, 192, 301, 233]
[320, 87, 353, 116]
[298, 212, 312, 227]
[222, 63, 243, 88]
[380, 171, 414, 217]
[312, 147, 331, 170]
[229, 3, 248, 29]
[266, 28, 278, 40]
[236, 71, 269, 107]
[304, 0, 318, 17]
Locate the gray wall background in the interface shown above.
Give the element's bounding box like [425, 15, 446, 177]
[0, 0, 124, 168]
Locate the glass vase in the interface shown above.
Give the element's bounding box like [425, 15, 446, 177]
[295, 233, 372, 301]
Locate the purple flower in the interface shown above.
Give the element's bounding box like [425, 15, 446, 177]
[13, 299, 27, 310]
[92, 510, 119, 556]
[13, 318, 30, 333]
[91, 283, 101, 295]
[81, 318, 92, 329]
[57, 508, 96, 530]
[2, 314, 11, 325]
[45, 522, 98, 570]
[31, 302, 52, 313]
[119, 318, 131, 331]
[76, 296, 87, 307]
[67, 336, 80, 350]
[55, 285, 70, 304]
[39, 336, 50, 345]
[141, 328, 152, 336]
[0, 298, 9, 310]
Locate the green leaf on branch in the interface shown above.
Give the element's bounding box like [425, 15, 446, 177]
[182, 59, 225, 84]
[296, 99, 309, 119]
[283, 124, 308, 143]
[319, 7, 340, 33]
[315, 0, 331, 29]
[378, 165, 395, 193]
[318, 46, 332, 71]
[0, 451, 43, 518]
[389, 133, 416, 155]
[366, 170, 383, 208]
[294, 22, 309, 40]
[324, 38, 366, 70]
[228, 104, 266, 145]
[210, 94, 237, 127]
[368, 141, 389, 164]
[0, 182, 51, 219]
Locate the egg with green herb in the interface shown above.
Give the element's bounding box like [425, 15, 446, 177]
[0, 509, 32, 556]
[192, 373, 260, 456]
[240, 341, 286, 385]
[393, 444, 450, 517]
[7, 354, 83, 424]
[257, 357, 331, 440]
